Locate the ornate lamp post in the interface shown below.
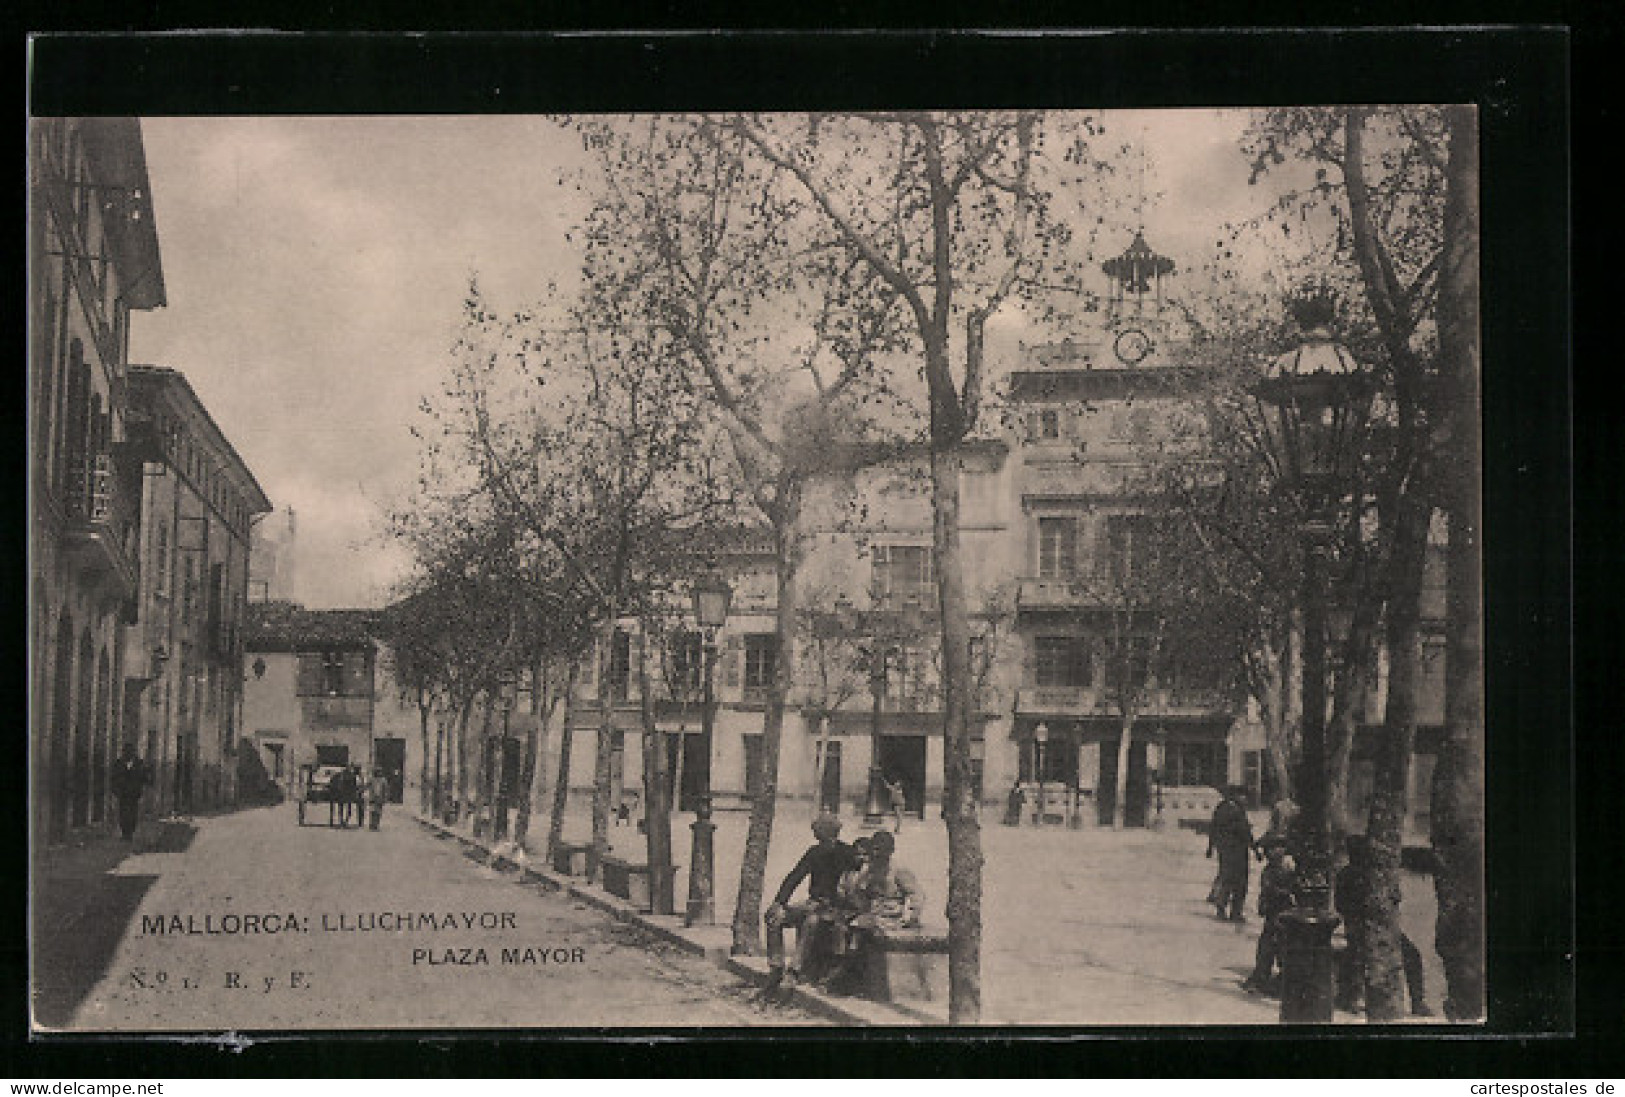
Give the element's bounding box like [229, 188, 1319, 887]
[1249, 285, 1376, 1022]
[861, 596, 924, 825]
[1032, 722, 1050, 826]
[685, 566, 733, 926]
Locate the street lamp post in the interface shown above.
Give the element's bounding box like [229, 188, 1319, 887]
[685, 567, 732, 927]
[1032, 722, 1049, 826]
[1250, 286, 1376, 1022]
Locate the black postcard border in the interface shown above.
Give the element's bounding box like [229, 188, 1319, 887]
[11, 27, 1584, 1078]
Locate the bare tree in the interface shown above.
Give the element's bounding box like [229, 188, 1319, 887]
[1243, 105, 1469, 1020]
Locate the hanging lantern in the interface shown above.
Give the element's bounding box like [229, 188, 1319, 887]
[690, 566, 734, 631]
[1250, 287, 1376, 526]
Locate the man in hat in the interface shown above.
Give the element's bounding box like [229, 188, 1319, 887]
[764, 813, 861, 988]
[109, 742, 150, 842]
[1206, 785, 1260, 922]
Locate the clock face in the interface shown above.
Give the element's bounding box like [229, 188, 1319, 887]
[1114, 328, 1153, 365]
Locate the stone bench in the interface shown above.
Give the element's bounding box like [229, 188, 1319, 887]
[859, 927, 950, 1005]
[600, 855, 663, 912]
[551, 841, 592, 877]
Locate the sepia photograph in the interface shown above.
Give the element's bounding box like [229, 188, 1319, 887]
[28, 91, 1499, 1033]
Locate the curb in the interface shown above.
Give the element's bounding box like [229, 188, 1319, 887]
[413, 813, 941, 1026]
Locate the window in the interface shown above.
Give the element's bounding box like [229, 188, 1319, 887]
[665, 630, 702, 696]
[871, 544, 932, 604]
[153, 523, 170, 595]
[1162, 741, 1227, 788]
[605, 629, 631, 701]
[744, 633, 778, 697]
[1033, 636, 1092, 688]
[1020, 736, 1080, 785]
[180, 557, 197, 625]
[884, 644, 934, 705]
[297, 650, 370, 697]
[1033, 408, 1062, 441]
[1163, 646, 1228, 694]
[1100, 514, 1152, 584]
[1037, 516, 1080, 579]
[1104, 636, 1155, 695]
[322, 653, 345, 695]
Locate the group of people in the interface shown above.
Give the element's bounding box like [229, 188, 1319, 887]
[763, 813, 922, 994]
[326, 765, 393, 830]
[1207, 786, 1431, 1016]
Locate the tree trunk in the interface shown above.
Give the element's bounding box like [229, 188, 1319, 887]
[455, 699, 472, 823]
[1327, 601, 1381, 838]
[931, 439, 983, 1024]
[1431, 102, 1485, 1021]
[1256, 638, 1296, 803]
[473, 693, 496, 833]
[1363, 489, 1429, 1021]
[418, 702, 432, 813]
[1112, 708, 1137, 830]
[511, 675, 547, 852]
[638, 623, 675, 915]
[590, 619, 618, 881]
[546, 661, 581, 861]
[432, 714, 446, 819]
[731, 492, 801, 954]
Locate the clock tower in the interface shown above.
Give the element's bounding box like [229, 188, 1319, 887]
[1100, 231, 1176, 367]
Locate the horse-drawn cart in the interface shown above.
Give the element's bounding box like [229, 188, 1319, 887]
[296, 763, 361, 826]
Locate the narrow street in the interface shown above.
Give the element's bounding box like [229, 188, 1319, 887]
[35, 804, 822, 1031]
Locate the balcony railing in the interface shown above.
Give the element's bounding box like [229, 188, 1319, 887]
[1016, 685, 1232, 716]
[1015, 686, 1102, 715]
[1017, 576, 1111, 611]
[63, 451, 139, 595]
[302, 694, 373, 729]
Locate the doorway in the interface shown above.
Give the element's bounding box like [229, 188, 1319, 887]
[1096, 739, 1151, 827]
[315, 743, 350, 767]
[374, 737, 406, 802]
[666, 731, 708, 811]
[814, 739, 842, 814]
[876, 735, 927, 817]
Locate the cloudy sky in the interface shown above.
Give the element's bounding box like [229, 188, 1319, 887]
[131, 110, 1276, 609]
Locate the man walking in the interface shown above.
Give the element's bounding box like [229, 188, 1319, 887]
[1206, 785, 1259, 922]
[884, 776, 907, 833]
[367, 766, 391, 830]
[109, 742, 150, 842]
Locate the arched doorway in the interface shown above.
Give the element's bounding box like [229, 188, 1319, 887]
[72, 629, 93, 827]
[49, 610, 74, 841]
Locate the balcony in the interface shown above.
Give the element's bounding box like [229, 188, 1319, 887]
[1015, 685, 1232, 717]
[301, 694, 373, 730]
[1017, 576, 1118, 612]
[1015, 686, 1103, 716]
[62, 451, 139, 598]
[1152, 687, 1232, 715]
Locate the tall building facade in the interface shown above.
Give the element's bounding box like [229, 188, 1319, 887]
[123, 366, 272, 816]
[29, 118, 166, 844]
[544, 233, 1443, 836]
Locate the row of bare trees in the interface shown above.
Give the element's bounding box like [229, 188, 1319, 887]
[383, 107, 1481, 1024]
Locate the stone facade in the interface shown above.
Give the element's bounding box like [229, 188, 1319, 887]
[29, 118, 166, 844]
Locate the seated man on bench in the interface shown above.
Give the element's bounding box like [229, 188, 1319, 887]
[829, 829, 923, 995]
[764, 814, 861, 990]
